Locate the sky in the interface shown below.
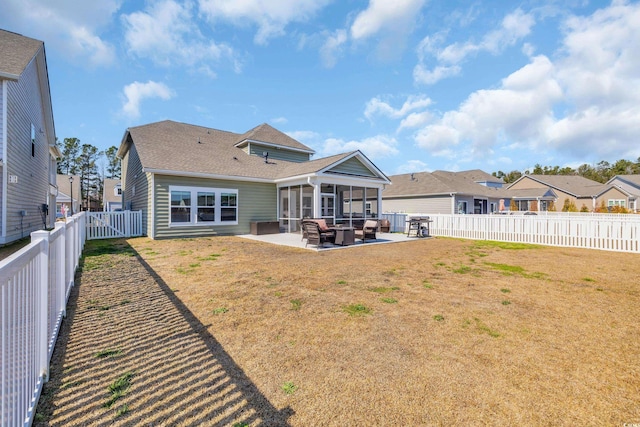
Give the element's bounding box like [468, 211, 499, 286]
[1, 0, 639, 177]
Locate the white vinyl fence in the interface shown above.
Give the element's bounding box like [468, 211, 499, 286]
[0, 213, 85, 427]
[381, 213, 640, 253]
[86, 210, 142, 240]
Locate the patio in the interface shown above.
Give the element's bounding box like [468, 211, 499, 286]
[238, 230, 425, 250]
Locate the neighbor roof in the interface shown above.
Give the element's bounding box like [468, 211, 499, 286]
[509, 174, 607, 197]
[118, 120, 387, 183]
[607, 175, 640, 190]
[384, 170, 509, 198]
[0, 29, 43, 79]
[455, 169, 504, 184]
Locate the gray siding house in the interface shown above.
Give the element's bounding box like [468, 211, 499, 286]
[117, 120, 390, 239]
[382, 170, 510, 214]
[0, 29, 60, 244]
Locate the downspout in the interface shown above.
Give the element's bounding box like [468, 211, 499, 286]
[450, 193, 455, 214]
[150, 173, 155, 239]
[2, 80, 8, 240]
[308, 177, 320, 219]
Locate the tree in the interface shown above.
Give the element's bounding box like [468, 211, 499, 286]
[57, 137, 81, 174]
[104, 146, 121, 179]
[510, 199, 518, 211]
[77, 144, 102, 211]
[562, 199, 578, 212]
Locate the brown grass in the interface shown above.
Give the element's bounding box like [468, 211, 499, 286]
[36, 236, 640, 426]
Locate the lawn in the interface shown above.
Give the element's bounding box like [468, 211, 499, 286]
[37, 236, 640, 425]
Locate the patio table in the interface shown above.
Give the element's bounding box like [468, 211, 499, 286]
[406, 217, 432, 238]
[332, 227, 355, 246]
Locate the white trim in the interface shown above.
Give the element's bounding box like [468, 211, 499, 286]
[2, 80, 7, 239]
[144, 168, 273, 183]
[236, 139, 315, 154]
[168, 185, 238, 227]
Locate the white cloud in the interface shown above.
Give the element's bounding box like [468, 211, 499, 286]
[271, 117, 288, 125]
[350, 0, 426, 41]
[320, 29, 347, 68]
[411, 2, 640, 165]
[321, 135, 399, 160]
[414, 8, 535, 85]
[398, 111, 433, 131]
[198, 0, 331, 45]
[0, 0, 119, 66]
[122, 0, 238, 74]
[394, 160, 429, 174]
[121, 81, 175, 119]
[364, 95, 432, 121]
[350, 0, 426, 60]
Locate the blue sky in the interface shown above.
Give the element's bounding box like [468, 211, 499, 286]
[2, 0, 639, 176]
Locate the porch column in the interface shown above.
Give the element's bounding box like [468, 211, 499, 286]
[310, 179, 321, 218]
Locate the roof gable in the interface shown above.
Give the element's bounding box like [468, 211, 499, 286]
[235, 123, 314, 154]
[607, 175, 640, 190]
[0, 29, 43, 79]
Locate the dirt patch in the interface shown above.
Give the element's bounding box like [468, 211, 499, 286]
[36, 236, 640, 425]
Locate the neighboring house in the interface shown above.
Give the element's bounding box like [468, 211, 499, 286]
[0, 29, 60, 244]
[55, 174, 80, 216]
[117, 120, 390, 239]
[103, 178, 122, 211]
[605, 175, 640, 212]
[508, 174, 609, 211]
[382, 170, 510, 214]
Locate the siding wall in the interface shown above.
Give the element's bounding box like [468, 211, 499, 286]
[248, 143, 310, 163]
[382, 196, 452, 214]
[121, 142, 151, 235]
[153, 175, 277, 238]
[596, 187, 628, 208]
[3, 54, 51, 244]
[1, 80, 4, 233]
[328, 157, 376, 177]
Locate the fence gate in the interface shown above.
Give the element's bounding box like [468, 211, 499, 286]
[86, 211, 142, 240]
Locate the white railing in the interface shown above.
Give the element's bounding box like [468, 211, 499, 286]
[381, 212, 640, 253]
[86, 210, 142, 240]
[0, 212, 85, 427]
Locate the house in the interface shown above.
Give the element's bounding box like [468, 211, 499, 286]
[507, 174, 609, 211]
[0, 29, 60, 244]
[103, 178, 122, 211]
[382, 170, 510, 214]
[605, 175, 640, 212]
[55, 174, 80, 216]
[116, 120, 390, 239]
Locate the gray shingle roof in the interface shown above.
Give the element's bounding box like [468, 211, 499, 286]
[384, 170, 509, 198]
[454, 169, 504, 184]
[236, 123, 314, 153]
[0, 29, 43, 79]
[510, 174, 607, 197]
[121, 120, 367, 181]
[609, 174, 640, 189]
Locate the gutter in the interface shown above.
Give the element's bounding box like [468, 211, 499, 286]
[2, 80, 7, 239]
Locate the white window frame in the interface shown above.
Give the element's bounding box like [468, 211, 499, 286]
[607, 199, 625, 207]
[169, 185, 238, 226]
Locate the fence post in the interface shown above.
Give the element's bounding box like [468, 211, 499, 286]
[31, 230, 50, 382]
[55, 222, 66, 317]
[125, 211, 131, 238]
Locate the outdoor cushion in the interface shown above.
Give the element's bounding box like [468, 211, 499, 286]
[315, 219, 330, 231]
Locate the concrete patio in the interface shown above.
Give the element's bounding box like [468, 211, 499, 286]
[238, 231, 429, 251]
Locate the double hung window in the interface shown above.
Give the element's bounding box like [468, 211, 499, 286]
[170, 186, 238, 225]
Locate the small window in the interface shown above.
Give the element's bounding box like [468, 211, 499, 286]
[31, 124, 36, 157]
[115, 186, 122, 196]
[457, 201, 467, 214]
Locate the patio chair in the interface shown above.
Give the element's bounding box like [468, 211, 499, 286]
[303, 221, 334, 248]
[379, 219, 390, 233]
[354, 219, 378, 243]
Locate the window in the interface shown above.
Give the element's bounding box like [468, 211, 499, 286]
[608, 199, 625, 207]
[31, 124, 36, 157]
[115, 185, 122, 196]
[170, 186, 238, 225]
[457, 201, 467, 214]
